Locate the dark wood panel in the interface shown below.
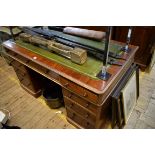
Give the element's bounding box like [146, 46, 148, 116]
[73, 26, 107, 32]
[113, 26, 155, 70]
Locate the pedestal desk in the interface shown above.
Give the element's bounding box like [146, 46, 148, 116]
[2, 39, 138, 128]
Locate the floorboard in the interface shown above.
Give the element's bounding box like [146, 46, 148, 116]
[0, 56, 75, 129]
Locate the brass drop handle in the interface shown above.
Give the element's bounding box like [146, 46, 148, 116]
[26, 60, 30, 63]
[64, 83, 69, 87]
[68, 93, 72, 98]
[85, 103, 89, 108]
[71, 113, 75, 119]
[83, 92, 88, 97]
[13, 53, 17, 56]
[18, 64, 22, 67]
[69, 103, 73, 108]
[85, 113, 89, 118]
[45, 69, 50, 74]
[26, 82, 31, 86]
[21, 72, 25, 76]
[10, 60, 14, 64]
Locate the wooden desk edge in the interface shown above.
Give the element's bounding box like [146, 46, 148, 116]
[2, 40, 138, 95]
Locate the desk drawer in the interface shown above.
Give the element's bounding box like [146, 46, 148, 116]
[64, 97, 96, 123]
[27, 61, 60, 81]
[6, 50, 29, 63]
[6, 49, 60, 82]
[66, 107, 95, 129]
[63, 89, 98, 114]
[10, 59, 21, 68]
[14, 67, 43, 93]
[3, 54, 14, 63]
[20, 76, 31, 87]
[15, 71, 25, 81]
[20, 75, 41, 93]
[11, 61, 28, 74]
[60, 77, 98, 103]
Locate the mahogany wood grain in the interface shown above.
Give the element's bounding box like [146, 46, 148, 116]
[2, 40, 138, 95]
[63, 89, 98, 114]
[2, 39, 138, 128]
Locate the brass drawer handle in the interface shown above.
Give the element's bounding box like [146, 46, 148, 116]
[45, 69, 50, 74]
[83, 92, 88, 97]
[64, 83, 69, 87]
[69, 103, 73, 108]
[85, 103, 89, 108]
[26, 60, 30, 63]
[85, 113, 89, 118]
[10, 60, 14, 64]
[13, 53, 17, 56]
[20, 78, 24, 82]
[26, 82, 31, 86]
[68, 93, 72, 98]
[71, 113, 75, 119]
[21, 72, 26, 76]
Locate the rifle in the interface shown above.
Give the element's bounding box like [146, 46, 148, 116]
[19, 33, 87, 65]
[20, 27, 125, 61]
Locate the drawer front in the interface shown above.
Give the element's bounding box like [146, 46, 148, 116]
[15, 71, 25, 81]
[6, 50, 60, 82]
[6, 50, 29, 63]
[66, 107, 95, 129]
[15, 54, 30, 63]
[19, 76, 40, 92]
[14, 67, 26, 77]
[26, 61, 60, 82]
[6, 49, 18, 57]
[28, 61, 48, 74]
[63, 89, 98, 114]
[14, 68, 42, 92]
[64, 97, 96, 123]
[60, 77, 98, 103]
[12, 62, 28, 75]
[20, 75, 31, 87]
[11, 60, 22, 68]
[3, 54, 14, 62]
[47, 70, 60, 81]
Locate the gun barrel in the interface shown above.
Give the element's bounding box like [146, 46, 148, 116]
[20, 27, 125, 61]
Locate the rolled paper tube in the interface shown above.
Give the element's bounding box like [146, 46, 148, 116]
[63, 27, 106, 41]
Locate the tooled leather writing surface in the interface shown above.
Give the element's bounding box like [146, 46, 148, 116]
[2, 40, 138, 94]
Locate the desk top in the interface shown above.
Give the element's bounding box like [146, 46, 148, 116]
[2, 40, 138, 94]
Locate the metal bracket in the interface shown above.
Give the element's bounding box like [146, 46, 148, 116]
[97, 70, 111, 80]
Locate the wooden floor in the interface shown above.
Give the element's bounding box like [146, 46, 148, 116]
[124, 63, 155, 129]
[0, 56, 75, 129]
[0, 56, 155, 129]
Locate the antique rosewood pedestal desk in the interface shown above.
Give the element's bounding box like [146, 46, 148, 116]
[2, 39, 138, 129]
